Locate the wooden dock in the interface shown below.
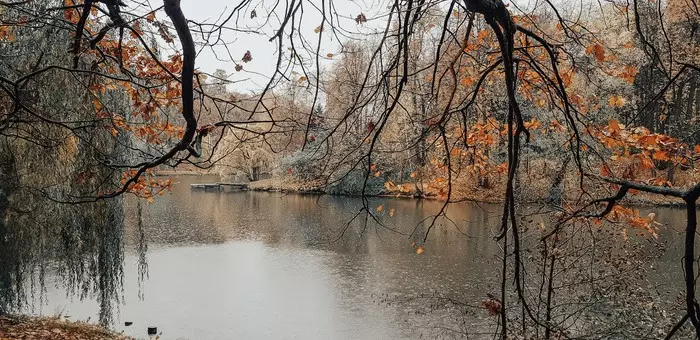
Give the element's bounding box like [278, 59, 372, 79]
[190, 182, 249, 191]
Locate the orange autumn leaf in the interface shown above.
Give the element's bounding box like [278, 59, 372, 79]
[0, 26, 15, 41]
[652, 151, 669, 161]
[415, 245, 425, 255]
[523, 117, 541, 130]
[560, 71, 573, 88]
[638, 135, 658, 147]
[376, 204, 384, 213]
[608, 95, 627, 107]
[608, 119, 621, 132]
[585, 43, 606, 62]
[651, 177, 672, 186]
[619, 65, 638, 84]
[639, 155, 655, 169]
[586, 43, 605, 61]
[92, 98, 104, 112]
[461, 76, 475, 87]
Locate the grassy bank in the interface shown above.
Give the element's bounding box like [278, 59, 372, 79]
[0, 315, 133, 340]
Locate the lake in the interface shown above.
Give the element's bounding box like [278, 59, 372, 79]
[26, 175, 688, 339]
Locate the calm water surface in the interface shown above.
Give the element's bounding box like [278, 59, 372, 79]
[29, 176, 689, 339]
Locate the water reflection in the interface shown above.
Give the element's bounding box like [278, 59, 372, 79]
[28, 176, 690, 339]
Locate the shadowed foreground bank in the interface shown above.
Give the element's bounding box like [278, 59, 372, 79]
[0, 316, 133, 340]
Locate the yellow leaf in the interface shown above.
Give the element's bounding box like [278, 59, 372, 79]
[376, 204, 384, 213]
[608, 95, 627, 108]
[389, 208, 395, 217]
[415, 246, 425, 255]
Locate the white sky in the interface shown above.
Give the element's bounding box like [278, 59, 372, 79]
[177, 0, 392, 93]
[162, 0, 592, 93]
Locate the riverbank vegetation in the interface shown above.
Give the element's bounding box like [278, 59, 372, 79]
[0, 315, 133, 339]
[0, 0, 699, 338]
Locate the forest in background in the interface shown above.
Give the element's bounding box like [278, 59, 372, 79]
[0, 0, 699, 338]
[205, 2, 700, 205]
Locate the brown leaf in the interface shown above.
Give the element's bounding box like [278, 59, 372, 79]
[585, 43, 606, 62]
[242, 50, 252, 63]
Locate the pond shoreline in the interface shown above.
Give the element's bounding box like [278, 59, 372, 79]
[175, 174, 687, 208]
[0, 315, 133, 340]
[245, 186, 687, 208]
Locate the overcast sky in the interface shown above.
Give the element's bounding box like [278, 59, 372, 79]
[173, 0, 392, 93]
[161, 0, 590, 93]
